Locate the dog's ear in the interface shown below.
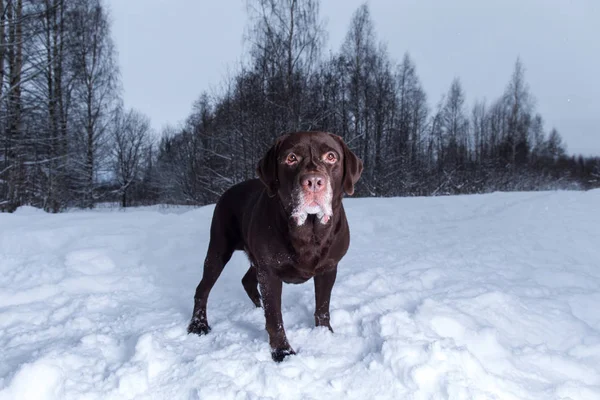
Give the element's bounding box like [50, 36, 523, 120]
[257, 136, 287, 197]
[333, 134, 363, 196]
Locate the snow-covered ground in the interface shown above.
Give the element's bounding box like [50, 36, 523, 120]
[1, 191, 600, 400]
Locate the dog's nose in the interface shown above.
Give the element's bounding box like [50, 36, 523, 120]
[301, 174, 326, 192]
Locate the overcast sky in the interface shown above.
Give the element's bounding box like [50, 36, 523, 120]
[107, 0, 600, 156]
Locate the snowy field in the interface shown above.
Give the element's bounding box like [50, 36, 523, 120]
[1, 191, 600, 400]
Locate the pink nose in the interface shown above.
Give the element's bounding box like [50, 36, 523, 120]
[301, 174, 326, 193]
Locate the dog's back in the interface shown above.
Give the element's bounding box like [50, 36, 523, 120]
[208, 178, 264, 252]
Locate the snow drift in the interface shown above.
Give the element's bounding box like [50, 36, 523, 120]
[1, 191, 599, 399]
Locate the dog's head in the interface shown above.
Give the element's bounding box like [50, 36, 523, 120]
[257, 132, 363, 225]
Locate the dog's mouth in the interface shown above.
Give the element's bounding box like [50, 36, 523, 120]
[291, 184, 333, 226]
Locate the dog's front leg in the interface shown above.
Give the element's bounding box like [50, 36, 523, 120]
[314, 266, 337, 332]
[257, 268, 295, 362]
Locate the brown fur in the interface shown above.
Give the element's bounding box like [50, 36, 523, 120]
[187, 131, 363, 362]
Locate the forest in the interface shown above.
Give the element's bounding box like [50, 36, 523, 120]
[1, 0, 599, 212]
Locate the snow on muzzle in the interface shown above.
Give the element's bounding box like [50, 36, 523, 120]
[291, 173, 333, 226]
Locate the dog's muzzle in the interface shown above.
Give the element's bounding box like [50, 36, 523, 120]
[291, 173, 333, 226]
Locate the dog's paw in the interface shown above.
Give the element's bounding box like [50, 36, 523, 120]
[251, 297, 262, 308]
[315, 315, 334, 333]
[187, 318, 211, 335]
[271, 347, 296, 363]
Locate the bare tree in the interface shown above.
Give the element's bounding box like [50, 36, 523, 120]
[245, 0, 325, 132]
[112, 108, 151, 207]
[528, 113, 545, 166]
[341, 3, 377, 187]
[2, 0, 24, 209]
[545, 128, 566, 161]
[21, 0, 74, 211]
[68, 0, 118, 208]
[441, 78, 469, 167]
[471, 99, 487, 164]
[503, 58, 533, 166]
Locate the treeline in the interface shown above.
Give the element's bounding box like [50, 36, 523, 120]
[150, 1, 600, 205]
[1, 1, 598, 212]
[0, 0, 154, 212]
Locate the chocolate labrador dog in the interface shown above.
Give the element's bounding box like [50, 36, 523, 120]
[187, 131, 363, 362]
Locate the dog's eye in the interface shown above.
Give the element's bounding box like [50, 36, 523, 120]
[286, 153, 298, 165]
[324, 152, 337, 163]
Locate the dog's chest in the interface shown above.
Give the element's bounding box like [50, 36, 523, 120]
[270, 243, 334, 284]
[249, 215, 341, 284]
